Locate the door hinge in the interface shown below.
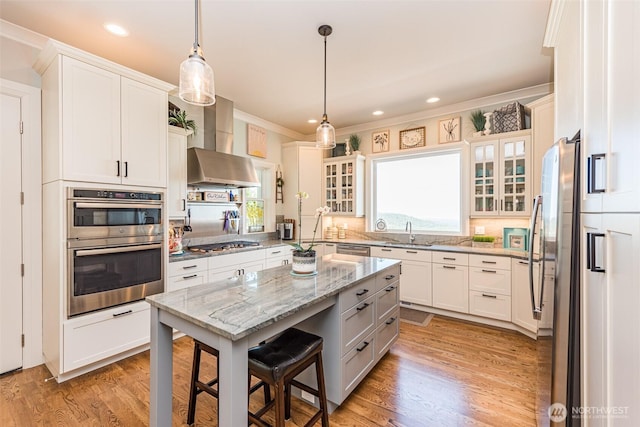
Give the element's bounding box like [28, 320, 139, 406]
[20, 192, 24, 205]
[21, 264, 25, 277]
[20, 121, 24, 135]
[22, 334, 25, 347]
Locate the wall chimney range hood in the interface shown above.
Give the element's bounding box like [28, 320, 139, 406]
[187, 96, 260, 188]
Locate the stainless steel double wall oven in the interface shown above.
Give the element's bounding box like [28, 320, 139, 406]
[67, 188, 164, 317]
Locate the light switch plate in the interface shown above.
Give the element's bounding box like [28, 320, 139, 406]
[475, 226, 485, 235]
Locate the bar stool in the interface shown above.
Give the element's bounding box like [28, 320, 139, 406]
[248, 328, 329, 427]
[187, 339, 271, 426]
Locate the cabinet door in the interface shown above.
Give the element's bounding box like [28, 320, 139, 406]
[167, 128, 188, 218]
[324, 162, 338, 213]
[499, 135, 531, 216]
[298, 147, 322, 215]
[338, 160, 355, 214]
[121, 77, 167, 187]
[471, 141, 498, 215]
[323, 243, 337, 255]
[511, 259, 539, 334]
[432, 263, 469, 313]
[400, 259, 432, 307]
[61, 56, 121, 184]
[582, 213, 640, 420]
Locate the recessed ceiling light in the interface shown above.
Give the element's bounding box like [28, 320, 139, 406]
[426, 97, 440, 104]
[104, 23, 129, 37]
[372, 110, 384, 116]
[308, 119, 318, 124]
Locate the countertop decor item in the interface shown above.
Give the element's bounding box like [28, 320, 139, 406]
[471, 235, 495, 248]
[179, 0, 215, 106]
[315, 24, 336, 149]
[503, 227, 529, 250]
[289, 191, 330, 274]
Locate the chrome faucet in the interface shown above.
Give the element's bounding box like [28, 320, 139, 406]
[405, 221, 415, 243]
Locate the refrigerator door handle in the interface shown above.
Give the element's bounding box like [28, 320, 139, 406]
[528, 195, 543, 320]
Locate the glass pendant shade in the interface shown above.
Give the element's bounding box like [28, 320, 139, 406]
[316, 116, 336, 149]
[179, 51, 215, 106]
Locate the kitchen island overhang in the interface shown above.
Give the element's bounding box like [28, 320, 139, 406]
[147, 254, 401, 427]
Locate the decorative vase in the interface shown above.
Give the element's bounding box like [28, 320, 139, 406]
[292, 250, 317, 274]
[483, 112, 493, 135]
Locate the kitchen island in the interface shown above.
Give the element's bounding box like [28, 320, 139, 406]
[147, 253, 401, 426]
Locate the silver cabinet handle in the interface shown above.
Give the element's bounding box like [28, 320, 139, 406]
[113, 309, 133, 317]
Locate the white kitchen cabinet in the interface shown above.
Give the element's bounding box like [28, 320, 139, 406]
[322, 242, 337, 255]
[432, 252, 469, 314]
[371, 246, 432, 307]
[37, 51, 170, 187]
[323, 154, 365, 216]
[468, 254, 511, 321]
[167, 257, 208, 292]
[511, 259, 539, 334]
[469, 131, 532, 217]
[264, 245, 293, 269]
[167, 126, 192, 218]
[526, 94, 555, 199]
[281, 142, 323, 239]
[582, 213, 640, 425]
[208, 250, 265, 282]
[581, 0, 640, 214]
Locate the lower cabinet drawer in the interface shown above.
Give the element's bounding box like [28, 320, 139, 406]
[63, 302, 150, 372]
[340, 277, 376, 312]
[375, 310, 399, 360]
[469, 291, 511, 321]
[376, 265, 401, 292]
[342, 333, 375, 396]
[376, 284, 399, 325]
[469, 267, 512, 296]
[167, 272, 206, 291]
[341, 295, 375, 355]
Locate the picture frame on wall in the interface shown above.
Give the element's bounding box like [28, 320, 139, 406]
[399, 127, 426, 149]
[372, 129, 390, 153]
[247, 124, 267, 158]
[438, 116, 461, 143]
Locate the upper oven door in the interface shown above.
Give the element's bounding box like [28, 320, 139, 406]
[68, 199, 163, 240]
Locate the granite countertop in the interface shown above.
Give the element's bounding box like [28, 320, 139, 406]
[169, 238, 535, 262]
[148, 254, 400, 341]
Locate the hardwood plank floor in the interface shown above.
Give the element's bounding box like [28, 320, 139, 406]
[0, 315, 538, 426]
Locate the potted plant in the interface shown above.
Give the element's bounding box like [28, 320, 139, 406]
[169, 109, 197, 135]
[288, 191, 330, 275]
[470, 110, 486, 137]
[348, 134, 361, 154]
[472, 235, 496, 248]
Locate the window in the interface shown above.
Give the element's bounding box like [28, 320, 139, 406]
[244, 161, 275, 233]
[370, 148, 467, 234]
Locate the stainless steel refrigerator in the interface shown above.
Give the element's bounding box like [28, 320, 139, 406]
[528, 133, 581, 426]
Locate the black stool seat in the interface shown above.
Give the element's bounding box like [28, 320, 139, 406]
[248, 328, 323, 382]
[248, 328, 329, 427]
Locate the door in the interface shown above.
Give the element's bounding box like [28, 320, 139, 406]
[0, 92, 23, 374]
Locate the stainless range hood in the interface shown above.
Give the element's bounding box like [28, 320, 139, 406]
[187, 96, 260, 188]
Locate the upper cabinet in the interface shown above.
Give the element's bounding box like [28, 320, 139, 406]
[469, 131, 532, 217]
[35, 41, 174, 188]
[167, 126, 192, 218]
[581, 0, 640, 214]
[323, 154, 365, 217]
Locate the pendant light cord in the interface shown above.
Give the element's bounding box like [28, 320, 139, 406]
[323, 33, 327, 118]
[193, 0, 199, 51]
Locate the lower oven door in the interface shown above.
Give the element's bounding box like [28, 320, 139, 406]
[68, 241, 164, 317]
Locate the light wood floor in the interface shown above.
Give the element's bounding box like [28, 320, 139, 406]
[0, 315, 538, 426]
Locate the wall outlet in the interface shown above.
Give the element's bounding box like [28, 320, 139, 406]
[475, 226, 485, 235]
[300, 390, 315, 403]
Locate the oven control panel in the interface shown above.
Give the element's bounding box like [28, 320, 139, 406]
[71, 189, 162, 201]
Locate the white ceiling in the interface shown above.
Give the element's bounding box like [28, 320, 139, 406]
[0, 0, 553, 135]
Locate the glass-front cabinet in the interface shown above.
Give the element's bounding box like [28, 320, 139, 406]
[323, 154, 365, 216]
[470, 132, 531, 217]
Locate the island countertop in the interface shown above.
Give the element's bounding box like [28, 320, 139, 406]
[147, 254, 400, 341]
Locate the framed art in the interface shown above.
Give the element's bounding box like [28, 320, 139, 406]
[438, 116, 461, 143]
[247, 123, 267, 158]
[372, 129, 390, 153]
[399, 127, 426, 149]
[503, 227, 529, 251]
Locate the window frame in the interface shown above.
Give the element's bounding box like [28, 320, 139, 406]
[366, 143, 469, 236]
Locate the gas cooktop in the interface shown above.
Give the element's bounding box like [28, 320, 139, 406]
[188, 241, 261, 253]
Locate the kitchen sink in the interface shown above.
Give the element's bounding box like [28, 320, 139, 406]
[383, 242, 432, 248]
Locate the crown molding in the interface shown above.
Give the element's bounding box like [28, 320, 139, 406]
[233, 108, 306, 140]
[544, 0, 566, 48]
[0, 19, 48, 49]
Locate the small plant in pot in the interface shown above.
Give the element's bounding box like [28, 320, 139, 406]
[348, 134, 361, 154]
[472, 235, 496, 248]
[169, 109, 197, 135]
[470, 110, 486, 137]
[289, 191, 330, 275]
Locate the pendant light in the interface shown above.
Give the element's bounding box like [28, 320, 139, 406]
[179, 0, 215, 106]
[315, 25, 336, 149]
